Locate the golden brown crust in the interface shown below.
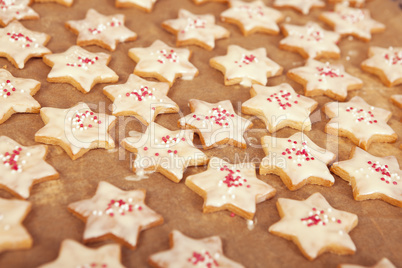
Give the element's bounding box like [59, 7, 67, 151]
[35, 0, 73, 7]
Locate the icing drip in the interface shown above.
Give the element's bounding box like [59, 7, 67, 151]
[219, 165, 250, 188]
[1, 146, 25, 172]
[384, 51, 402, 65]
[192, 106, 235, 128]
[266, 89, 301, 110]
[364, 161, 400, 185]
[345, 106, 377, 124]
[66, 56, 99, 70]
[70, 110, 102, 132]
[7, 31, 38, 48]
[157, 49, 178, 64]
[88, 18, 122, 35]
[0, 79, 18, 98]
[187, 251, 219, 267]
[301, 207, 342, 227]
[181, 17, 206, 33]
[281, 139, 315, 167]
[235, 54, 257, 67]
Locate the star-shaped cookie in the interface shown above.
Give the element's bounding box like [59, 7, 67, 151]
[0, 69, 41, 124]
[273, 0, 325, 15]
[0, 20, 51, 69]
[242, 83, 318, 133]
[179, 99, 252, 149]
[162, 9, 229, 51]
[121, 122, 208, 183]
[260, 132, 336, 191]
[361, 46, 402, 87]
[0, 197, 32, 253]
[34, 0, 73, 7]
[328, 0, 369, 8]
[323, 96, 397, 150]
[115, 0, 158, 12]
[0, 136, 59, 199]
[287, 59, 363, 101]
[35, 102, 116, 160]
[128, 40, 198, 86]
[43, 45, 118, 93]
[220, 0, 283, 36]
[103, 74, 179, 126]
[0, 0, 39, 26]
[338, 258, 396, 268]
[39, 239, 125, 268]
[65, 9, 137, 51]
[149, 230, 245, 268]
[331, 147, 402, 207]
[280, 22, 341, 59]
[68, 181, 163, 249]
[320, 5, 385, 42]
[269, 192, 358, 260]
[390, 94, 402, 109]
[185, 157, 276, 220]
[210, 45, 283, 87]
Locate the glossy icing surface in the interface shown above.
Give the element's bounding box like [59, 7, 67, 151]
[274, 0, 325, 15]
[0, 0, 38, 25]
[339, 258, 396, 268]
[116, 0, 157, 9]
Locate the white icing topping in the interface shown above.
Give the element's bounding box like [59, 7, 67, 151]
[391, 94, 402, 108]
[0, 0, 39, 26]
[220, 0, 283, 34]
[121, 122, 208, 182]
[129, 40, 198, 86]
[269, 192, 358, 260]
[180, 99, 252, 149]
[260, 132, 335, 189]
[0, 20, 50, 69]
[66, 9, 137, 51]
[274, 0, 325, 15]
[115, 0, 157, 10]
[280, 22, 340, 59]
[162, 9, 229, 50]
[320, 5, 385, 40]
[288, 59, 363, 100]
[68, 181, 163, 248]
[35, 103, 116, 157]
[210, 44, 282, 87]
[339, 258, 397, 268]
[242, 83, 317, 132]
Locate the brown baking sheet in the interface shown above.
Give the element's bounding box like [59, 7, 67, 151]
[0, 0, 401, 267]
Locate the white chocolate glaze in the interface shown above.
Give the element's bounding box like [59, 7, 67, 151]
[324, 96, 396, 147]
[288, 59, 363, 100]
[0, 20, 50, 69]
[35, 102, 116, 158]
[39, 239, 125, 268]
[0, 69, 41, 124]
[0, 136, 59, 199]
[332, 147, 402, 205]
[186, 157, 276, 218]
[129, 40, 198, 85]
[361, 46, 402, 85]
[116, 0, 157, 10]
[103, 74, 178, 125]
[180, 99, 252, 149]
[221, 0, 283, 34]
[269, 192, 358, 260]
[44, 45, 118, 93]
[280, 22, 340, 59]
[339, 258, 396, 268]
[210, 44, 282, 87]
[66, 9, 136, 51]
[0, 197, 31, 253]
[242, 83, 317, 133]
[274, 0, 325, 15]
[163, 9, 229, 50]
[122, 122, 208, 182]
[68, 181, 163, 249]
[149, 230, 245, 268]
[320, 5, 385, 40]
[260, 132, 335, 188]
[0, 0, 38, 26]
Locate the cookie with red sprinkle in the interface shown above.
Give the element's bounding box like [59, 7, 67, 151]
[260, 132, 336, 191]
[185, 157, 276, 220]
[115, 0, 158, 12]
[0, 136, 59, 199]
[0, 69, 41, 125]
[0, 0, 39, 26]
[361, 46, 402, 87]
[149, 230, 245, 268]
[39, 240, 125, 268]
[34, 0, 73, 7]
[338, 258, 396, 268]
[323, 96, 397, 150]
[65, 9, 137, 51]
[331, 147, 402, 207]
[269, 192, 358, 260]
[68, 181, 163, 249]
